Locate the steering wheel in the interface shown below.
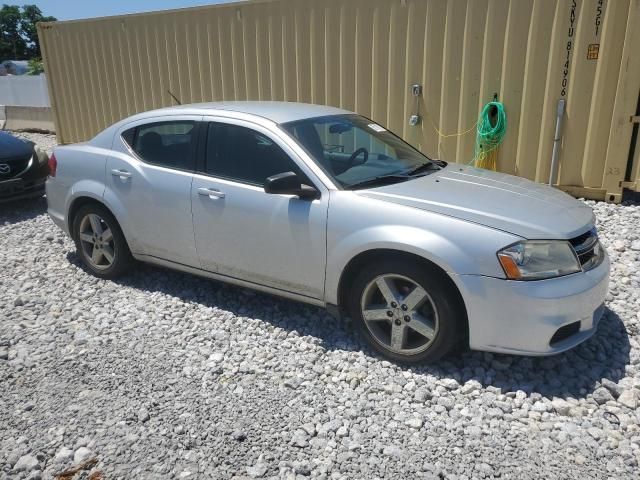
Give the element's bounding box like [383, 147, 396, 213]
[347, 147, 369, 167]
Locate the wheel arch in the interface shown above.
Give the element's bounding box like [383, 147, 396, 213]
[335, 249, 469, 344]
[67, 196, 135, 252]
[67, 195, 104, 237]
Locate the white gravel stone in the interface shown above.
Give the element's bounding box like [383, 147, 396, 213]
[246, 463, 268, 478]
[592, 387, 614, 405]
[291, 431, 309, 448]
[1, 141, 639, 479]
[551, 398, 571, 416]
[25, 471, 42, 480]
[613, 239, 626, 252]
[601, 378, 623, 398]
[73, 447, 92, 464]
[465, 426, 482, 437]
[53, 447, 73, 463]
[532, 401, 548, 412]
[12, 455, 39, 472]
[617, 389, 638, 409]
[440, 378, 460, 390]
[383, 445, 403, 457]
[405, 417, 423, 429]
[138, 408, 150, 422]
[437, 396, 455, 410]
[460, 379, 482, 395]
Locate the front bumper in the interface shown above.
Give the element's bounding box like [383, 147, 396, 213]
[0, 176, 46, 203]
[0, 155, 48, 204]
[455, 251, 610, 355]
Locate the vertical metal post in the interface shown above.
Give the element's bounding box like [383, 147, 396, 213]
[549, 99, 566, 186]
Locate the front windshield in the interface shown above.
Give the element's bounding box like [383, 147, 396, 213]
[281, 114, 435, 189]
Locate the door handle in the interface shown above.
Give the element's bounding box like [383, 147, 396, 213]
[197, 187, 226, 199]
[111, 169, 132, 180]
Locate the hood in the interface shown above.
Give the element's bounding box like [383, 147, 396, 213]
[0, 132, 33, 161]
[357, 164, 594, 239]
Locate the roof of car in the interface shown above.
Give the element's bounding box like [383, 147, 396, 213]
[156, 101, 354, 124]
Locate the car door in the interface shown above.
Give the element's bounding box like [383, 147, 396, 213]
[104, 116, 201, 267]
[191, 118, 328, 300]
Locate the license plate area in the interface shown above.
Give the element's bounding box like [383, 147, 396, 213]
[0, 179, 24, 196]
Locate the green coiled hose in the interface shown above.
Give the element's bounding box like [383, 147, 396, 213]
[474, 101, 507, 170]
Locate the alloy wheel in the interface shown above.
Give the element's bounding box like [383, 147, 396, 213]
[360, 274, 439, 355]
[78, 213, 116, 270]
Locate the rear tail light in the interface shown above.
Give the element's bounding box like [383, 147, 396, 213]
[48, 153, 57, 177]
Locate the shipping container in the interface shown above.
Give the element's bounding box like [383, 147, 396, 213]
[39, 0, 640, 201]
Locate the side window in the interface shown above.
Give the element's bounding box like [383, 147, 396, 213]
[122, 128, 135, 148]
[125, 120, 196, 171]
[205, 123, 305, 185]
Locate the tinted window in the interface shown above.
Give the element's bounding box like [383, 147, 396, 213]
[206, 123, 304, 185]
[127, 121, 196, 171]
[121, 128, 135, 148]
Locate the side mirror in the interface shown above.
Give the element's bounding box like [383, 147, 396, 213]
[264, 171, 320, 200]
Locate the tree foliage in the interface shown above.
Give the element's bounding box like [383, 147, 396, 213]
[0, 4, 56, 62]
[26, 57, 43, 75]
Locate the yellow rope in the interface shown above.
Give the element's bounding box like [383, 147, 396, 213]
[428, 117, 478, 139]
[424, 101, 505, 171]
[475, 146, 498, 170]
[424, 116, 477, 162]
[473, 101, 506, 170]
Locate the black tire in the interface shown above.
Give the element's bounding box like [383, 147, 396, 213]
[72, 203, 133, 279]
[346, 258, 466, 364]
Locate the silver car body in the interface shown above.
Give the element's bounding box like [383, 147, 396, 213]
[46, 102, 610, 356]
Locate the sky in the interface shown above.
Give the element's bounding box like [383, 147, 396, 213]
[30, 0, 239, 21]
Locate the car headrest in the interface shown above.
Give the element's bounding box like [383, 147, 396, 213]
[140, 132, 163, 154]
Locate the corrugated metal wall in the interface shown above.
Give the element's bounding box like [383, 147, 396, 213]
[39, 0, 640, 201]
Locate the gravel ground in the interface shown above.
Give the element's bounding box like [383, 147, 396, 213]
[10, 132, 57, 156]
[1, 134, 639, 479]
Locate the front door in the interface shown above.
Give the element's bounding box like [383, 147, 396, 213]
[191, 119, 328, 300]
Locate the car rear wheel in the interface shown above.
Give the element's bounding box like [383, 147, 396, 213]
[347, 259, 466, 364]
[72, 204, 133, 279]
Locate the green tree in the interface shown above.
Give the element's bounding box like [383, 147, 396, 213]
[0, 5, 26, 60]
[0, 4, 56, 62]
[26, 56, 43, 75]
[20, 5, 56, 58]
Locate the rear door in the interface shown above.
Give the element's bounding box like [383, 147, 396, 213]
[104, 116, 202, 267]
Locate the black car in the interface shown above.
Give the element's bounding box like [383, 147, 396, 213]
[0, 131, 49, 203]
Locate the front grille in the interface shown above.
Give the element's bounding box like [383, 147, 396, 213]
[550, 321, 580, 346]
[569, 228, 602, 271]
[0, 155, 31, 179]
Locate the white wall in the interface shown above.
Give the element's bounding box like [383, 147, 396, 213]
[0, 75, 50, 107]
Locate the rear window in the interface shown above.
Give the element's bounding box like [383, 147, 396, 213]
[121, 121, 196, 171]
[122, 128, 135, 148]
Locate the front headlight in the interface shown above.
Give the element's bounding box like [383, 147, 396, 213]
[34, 146, 48, 166]
[497, 241, 581, 280]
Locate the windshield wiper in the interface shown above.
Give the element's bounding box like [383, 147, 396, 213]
[432, 159, 448, 168]
[404, 160, 446, 176]
[346, 174, 411, 190]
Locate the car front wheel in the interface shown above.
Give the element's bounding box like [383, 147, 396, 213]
[347, 259, 466, 364]
[72, 204, 133, 279]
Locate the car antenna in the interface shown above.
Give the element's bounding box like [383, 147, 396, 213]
[167, 89, 182, 105]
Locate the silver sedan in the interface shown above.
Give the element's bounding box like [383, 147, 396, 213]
[46, 102, 609, 364]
